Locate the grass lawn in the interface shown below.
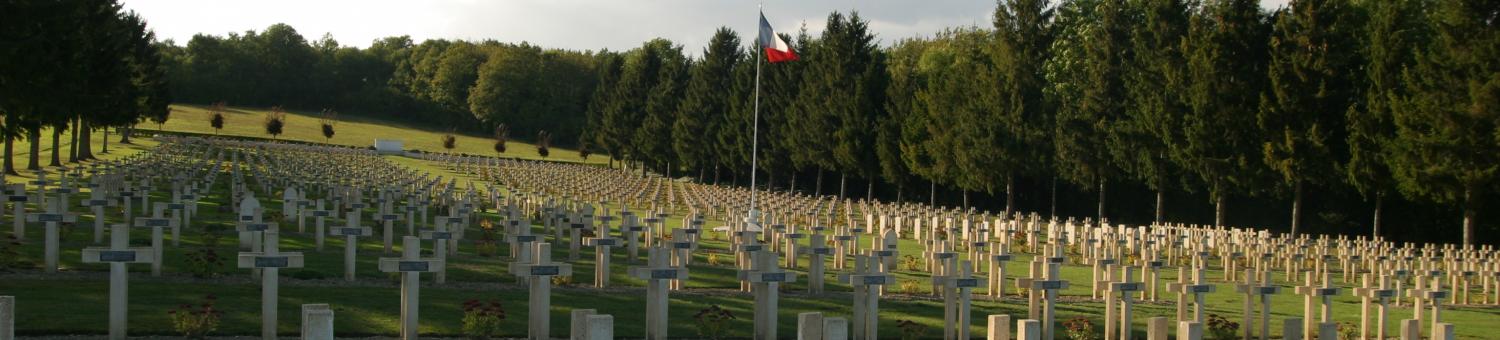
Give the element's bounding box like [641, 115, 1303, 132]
[145, 104, 607, 165]
[0, 132, 1495, 339]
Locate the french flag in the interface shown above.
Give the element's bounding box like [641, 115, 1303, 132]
[759, 12, 798, 63]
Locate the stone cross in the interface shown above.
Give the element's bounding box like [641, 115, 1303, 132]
[1354, 273, 1395, 340]
[330, 220, 373, 281]
[628, 247, 688, 340]
[989, 249, 1013, 301]
[1235, 270, 1279, 340]
[805, 233, 832, 294]
[236, 230, 305, 340]
[935, 260, 979, 340]
[585, 231, 620, 288]
[1029, 258, 1069, 340]
[81, 223, 155, 340]
[838, 255, 892, 340]
[131, 203, 177, 276]
[27, 198, 78, 273]
[82, 189, 115, 245]
[5, 186, 29, 242]
[378, 236, 445, 340]
[739, 249, 798, 340]
[509, 242, 573, 340]
[306, 200, 332, 251]
[1294, 272, 1339, 340]
[1105, 266, 1144, 340]
[378, 212, 404, 255]
[419, 224, 455, 284]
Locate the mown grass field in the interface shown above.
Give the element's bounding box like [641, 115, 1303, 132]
[0, 113, 1494, 339]
[152, 104, 606, 165]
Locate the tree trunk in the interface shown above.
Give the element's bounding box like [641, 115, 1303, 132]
[928, 180, 936, 207]
[101, 128, 109, 154]
[119, 127, 132, 144]
[896, 183, 904, 203]
[1371, 191, 1383, 238]
[1214, 194, 1226, 228]
[1097, 177, 1107, 223]
[1049, 177, 1058, 219]
[789, 172, 797, 195]
[815, 170, 824, 197]
[1290, 179, 1303, 236]
[27, 127, 41, 170]
[1005, 173, 1016, 217]
[1462, 186, 1476, 246]
[962, 190, 969, 211]
[68, 117, 78, 163]
[49, 127, 61, 167]
[713, 165, 720, 185]
[866, 178, 874, 201]
[839, 173, 847, 199]
[697, 167, 704, 183]
[1154, 189, 1165, 224]
[78, 120, 94, 160]
[2, 129, 15, 176]
[766, 171, 775, 192]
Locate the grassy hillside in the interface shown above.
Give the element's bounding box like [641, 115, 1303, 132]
[143, 104, 607, 165]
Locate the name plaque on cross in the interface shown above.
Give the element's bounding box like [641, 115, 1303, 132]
[382, 214, 400, 220]
[651, 269, 683, 279]
[37, 214, 64, 222]
[760, 272, 788, 282]
[167, 203, 186, 210]
[240, 215, 255, 221]
[673, 242, 693, 249]
[835, 235, 853, 241]
[994, 254, 1014, 261]
[741, 244, 764, 252]
[812, 248, 833, 255]
[872, 250, 896, 257]
[7, 195, 26, 202]
[513, 235, 538, 242]
[141, 218, 171, 227]
[954, 278, 980, 288]
[399, 261, 429, 272]
[571, 223, 585, 229]
[628, 226, 644, 232]
[255, 256, 290, 268]
[99, 251, 138, 262]
[336, 228, 365, 236]
[241, 223, 272, 232]
[311, 211, 331, 217]
[424, 231, 452, 239]
[87, 199, 109, 206]
[530, 266, 561, 276]
[591, 238, 618, 246]
[1113, 282, 1143, 291]
[863, 276, 890, 285]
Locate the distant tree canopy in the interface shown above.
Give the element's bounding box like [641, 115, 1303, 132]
[9, 0, 1499, 245]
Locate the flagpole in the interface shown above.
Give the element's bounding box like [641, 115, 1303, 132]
[748, 4, 764, 226]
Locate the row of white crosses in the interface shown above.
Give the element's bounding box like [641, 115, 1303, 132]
[417, 140, 1499, 340]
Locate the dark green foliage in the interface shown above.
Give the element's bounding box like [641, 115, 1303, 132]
[674, 28, 742, 174]
[1390, 0, 1499, 245]
[1259, 0, 1362, 234]
[1176, 0, 1272, 225]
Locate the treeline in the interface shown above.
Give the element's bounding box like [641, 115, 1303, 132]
[0, 0, 170, 173]
[157, 26, 598, 147]
[123, 0, 1495, 244]
[580, 0, 1497, 245]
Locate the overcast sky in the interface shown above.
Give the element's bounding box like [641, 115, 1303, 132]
[124, 0, 1292, 55]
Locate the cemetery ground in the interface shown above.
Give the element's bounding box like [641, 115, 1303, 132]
[0, 131, 1494, 339]
[156, 104, 602, 165]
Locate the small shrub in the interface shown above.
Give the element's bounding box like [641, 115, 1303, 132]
[577, 139, 590, 159]
[263, 106, 286, 139]
[901, 255, 921, 271]
[168, 294, 222, 339]
[551, 275, 573, 286]
[707, 252, 723, 267]
[208, 101, 226, 135]
[0, 235, 30, 271]
[461, 299, 506, 340]
[693, 304, 736, 340]
[183, 246, 225, 279]
[318, 109, 337, 142]
[442, 133, 457, 152]
[493, 124, 509, 153]
[899, 280, 922, 295]
[896, 319, 927, 340]
[536, 130, 551, 157]
[1063, 316, 1097, 340]
[1337, 321, 1358, 340]
[1204, 313, 1238, 340]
